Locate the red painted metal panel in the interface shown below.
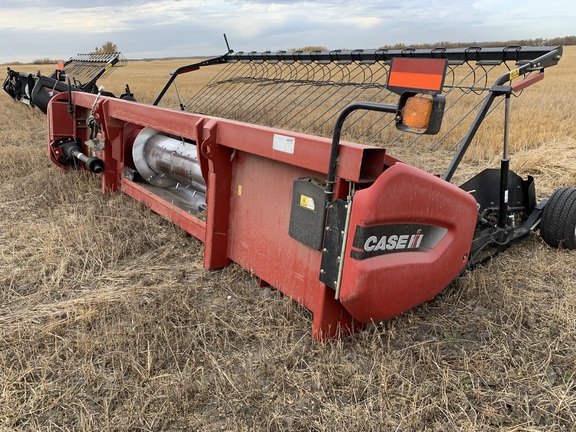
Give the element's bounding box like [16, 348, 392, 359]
[214, 122, 386, 183]
[48, 101, 76, 141]
[512, 71, 544, 92]
[339, 163, 477, 322]
[226, 151, 358, 338]
[73, 93, 202, 141]
[228, 151, 321, 307]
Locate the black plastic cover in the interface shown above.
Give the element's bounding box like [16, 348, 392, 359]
[288, 177, 327, 250]
[31, 76, 77, 113]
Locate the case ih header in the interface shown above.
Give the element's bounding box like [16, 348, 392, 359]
[5, 43, 574, 339]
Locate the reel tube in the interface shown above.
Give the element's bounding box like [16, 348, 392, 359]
[132, 127, 206, 193]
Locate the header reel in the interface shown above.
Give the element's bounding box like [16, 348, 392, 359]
[3, 51, 132, 113]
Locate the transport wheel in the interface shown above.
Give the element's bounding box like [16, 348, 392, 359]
[540, 187, 576, 249]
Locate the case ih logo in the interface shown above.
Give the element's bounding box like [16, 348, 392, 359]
[351, 224, 448, 260]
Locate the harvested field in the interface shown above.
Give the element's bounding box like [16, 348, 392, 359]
[1, 47, 575, 431]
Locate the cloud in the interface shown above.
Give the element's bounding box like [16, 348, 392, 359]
[0, 0, 574, 63]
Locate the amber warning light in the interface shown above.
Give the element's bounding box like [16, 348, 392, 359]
[395, 92, 446, 135]
[402, 96, 433, 129]
[387, 58, 448, 135]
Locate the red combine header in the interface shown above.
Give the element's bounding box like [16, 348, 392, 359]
[12, 43, 574, 339]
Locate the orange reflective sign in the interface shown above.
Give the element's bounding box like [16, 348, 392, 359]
[387, 58, 448, 95]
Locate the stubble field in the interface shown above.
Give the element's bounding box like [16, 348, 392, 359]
[0, 47, 575, 431]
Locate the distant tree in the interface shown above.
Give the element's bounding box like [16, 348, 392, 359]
[289, 46, 328, 52]
[94, 41, 118, 54]
[32, 57, 56, 65]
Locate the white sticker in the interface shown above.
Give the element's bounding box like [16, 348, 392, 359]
[273, 134, 295, 154]
[504, 190, 509, 204]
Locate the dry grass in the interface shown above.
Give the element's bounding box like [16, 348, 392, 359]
[1, 47, 575, 431]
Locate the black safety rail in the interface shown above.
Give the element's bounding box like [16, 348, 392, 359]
[225, 46, 561, 66]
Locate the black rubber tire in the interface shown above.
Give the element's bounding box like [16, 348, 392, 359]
[540, 187, 576, 249]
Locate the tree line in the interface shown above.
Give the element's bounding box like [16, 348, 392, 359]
[381, 35, 576, 50]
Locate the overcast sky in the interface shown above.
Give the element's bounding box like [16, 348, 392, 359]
[0, 0, 573, 63]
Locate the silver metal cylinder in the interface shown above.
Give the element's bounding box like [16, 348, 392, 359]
[132, 127, 206, 193]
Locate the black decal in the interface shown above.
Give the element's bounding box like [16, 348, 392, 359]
[351, 224, 447, 260]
